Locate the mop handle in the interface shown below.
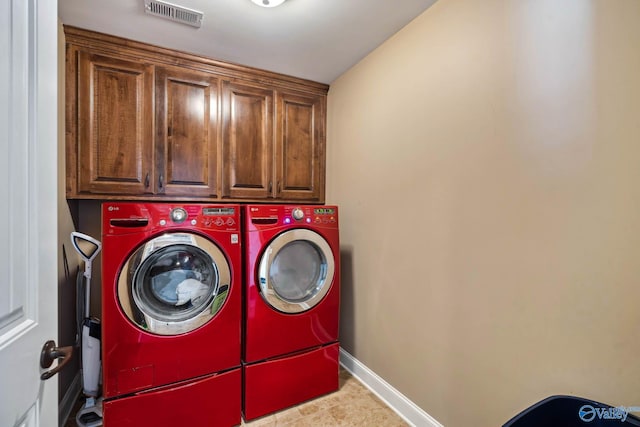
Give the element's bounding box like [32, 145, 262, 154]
[70, 232, 102, 319]
[70, 232, 102, 265]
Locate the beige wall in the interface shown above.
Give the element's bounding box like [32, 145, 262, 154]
[327, 0, 640, 425]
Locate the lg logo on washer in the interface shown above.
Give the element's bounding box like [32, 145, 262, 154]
[107, 205, 119, 212]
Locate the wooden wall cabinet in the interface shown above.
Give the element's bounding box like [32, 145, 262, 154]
[276, 90, 325, 201]
[220, 83, 325, 202]
[221, 80, 274, 200]
[65, 26, 328, 203]
[156, 67, 219, 198]
[74, 51, 154, 196]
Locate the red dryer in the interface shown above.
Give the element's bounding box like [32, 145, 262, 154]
[243, 205, 340, 421]
[101, 203, 242, 427]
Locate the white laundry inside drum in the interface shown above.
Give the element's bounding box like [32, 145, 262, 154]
[151, 271, 209, 306]
[175, 278, 209, 306]
[151, 270, 188, 304]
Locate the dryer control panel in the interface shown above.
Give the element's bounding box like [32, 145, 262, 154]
[246, 205, 338, 231]
[284, 206, 337, 225]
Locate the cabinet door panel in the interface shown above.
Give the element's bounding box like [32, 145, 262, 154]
[77, 51, 153, 195]
[156, 68, 219, 197]
[222, 82, 273, 199]
[277, 91, 325, 201]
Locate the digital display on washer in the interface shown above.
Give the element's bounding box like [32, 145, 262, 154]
[314, 208, 335, 215]
[203, 207, 235, 216]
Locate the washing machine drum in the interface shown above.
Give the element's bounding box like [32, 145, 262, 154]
[117, 233, 231, 335]
[258, 229, 335, 314]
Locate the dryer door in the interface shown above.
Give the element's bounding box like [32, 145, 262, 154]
[118, 232, 231, 335]
[258, 229, 335, 314]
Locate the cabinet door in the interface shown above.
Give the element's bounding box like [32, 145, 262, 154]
[276, 91, 325, 201]
[77, 51, 154, 195]
[156, 67, 219, 198]
[221, 81, 274, 199]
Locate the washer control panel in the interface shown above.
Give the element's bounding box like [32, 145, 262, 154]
[162, 206, 238, 231]
[104, 203, 241, 235]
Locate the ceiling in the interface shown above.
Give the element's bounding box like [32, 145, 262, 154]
[58, 0, 438, 84]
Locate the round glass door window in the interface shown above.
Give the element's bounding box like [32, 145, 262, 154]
[258, 229, 335, 313]
[118, 233, 231, 335]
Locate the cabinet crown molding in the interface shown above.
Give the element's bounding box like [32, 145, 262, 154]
[63, 25, 329, 95]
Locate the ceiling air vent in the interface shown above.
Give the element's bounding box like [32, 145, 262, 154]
[144, 0, 203, 28]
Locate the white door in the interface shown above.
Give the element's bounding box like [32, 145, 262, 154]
[0, 0, 59, 426]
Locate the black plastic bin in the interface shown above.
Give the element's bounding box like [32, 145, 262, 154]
[503, 395, 640, 427]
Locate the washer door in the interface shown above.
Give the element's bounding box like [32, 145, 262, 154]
[258, 229, 335, 314]
[118, 233, 231, 335]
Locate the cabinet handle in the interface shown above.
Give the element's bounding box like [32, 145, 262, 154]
[144, 173, 150, 188]
[268, 181, 272, 193]
[277, 181, 281, 193]
[159, 173, 164, 189]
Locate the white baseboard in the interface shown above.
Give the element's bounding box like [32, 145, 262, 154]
[58, 370, 82, 426]
[339, 348, 443, 427]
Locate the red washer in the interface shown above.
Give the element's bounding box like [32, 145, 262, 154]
[243, 205, 340, 421]
[101, 203, 242, 426]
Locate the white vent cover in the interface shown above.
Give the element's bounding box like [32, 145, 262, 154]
[144, 0, 203, 28]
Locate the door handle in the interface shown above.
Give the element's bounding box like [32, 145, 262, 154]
[40, 340, 73, 380]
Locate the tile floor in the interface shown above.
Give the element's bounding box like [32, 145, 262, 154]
[242, 368, 408, 426]
[65, 368, 408, 426]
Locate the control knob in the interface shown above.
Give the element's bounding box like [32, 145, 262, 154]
[170, 208, 187, 223]
[292, 208, 304, 221]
